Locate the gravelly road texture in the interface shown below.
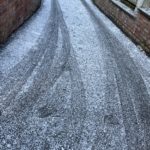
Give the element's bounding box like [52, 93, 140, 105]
[0, 0, 150, 149]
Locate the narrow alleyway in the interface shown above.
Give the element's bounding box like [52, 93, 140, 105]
[0, 0, 150, 149]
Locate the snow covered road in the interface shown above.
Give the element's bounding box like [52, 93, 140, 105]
[0, 0, 150, 149]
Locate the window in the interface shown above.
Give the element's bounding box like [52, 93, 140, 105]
[121, 0, 150, 10]
[121, 0, 136, 9]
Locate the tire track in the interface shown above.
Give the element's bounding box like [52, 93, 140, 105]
[0, 0, 86, 149]
[0, 0, 57, 112]
[82, 1, 150, 149]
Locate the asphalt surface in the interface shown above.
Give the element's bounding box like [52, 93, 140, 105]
[0, 0, 150, 149]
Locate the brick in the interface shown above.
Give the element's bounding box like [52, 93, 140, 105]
[93, 0, 150, 54]
[0, 0, 41, 43]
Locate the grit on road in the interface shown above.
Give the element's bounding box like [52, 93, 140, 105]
[0, 0, 150, 149]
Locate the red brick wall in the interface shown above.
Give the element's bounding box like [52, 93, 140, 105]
[93, 0, 150, 54]
[0, 0, 41, 43]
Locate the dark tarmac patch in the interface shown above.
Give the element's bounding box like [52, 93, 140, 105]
[104, 114, 120, 126]
[0, 71, 3, 79]
[38, 105, 58, 118]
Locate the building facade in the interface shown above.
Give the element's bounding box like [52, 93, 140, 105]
[93, 0, 150, 54]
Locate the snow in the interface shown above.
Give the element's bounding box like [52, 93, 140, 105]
[0, 0, 51, 75]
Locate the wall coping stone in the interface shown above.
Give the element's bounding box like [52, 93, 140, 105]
[139, 8, 150, 19]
